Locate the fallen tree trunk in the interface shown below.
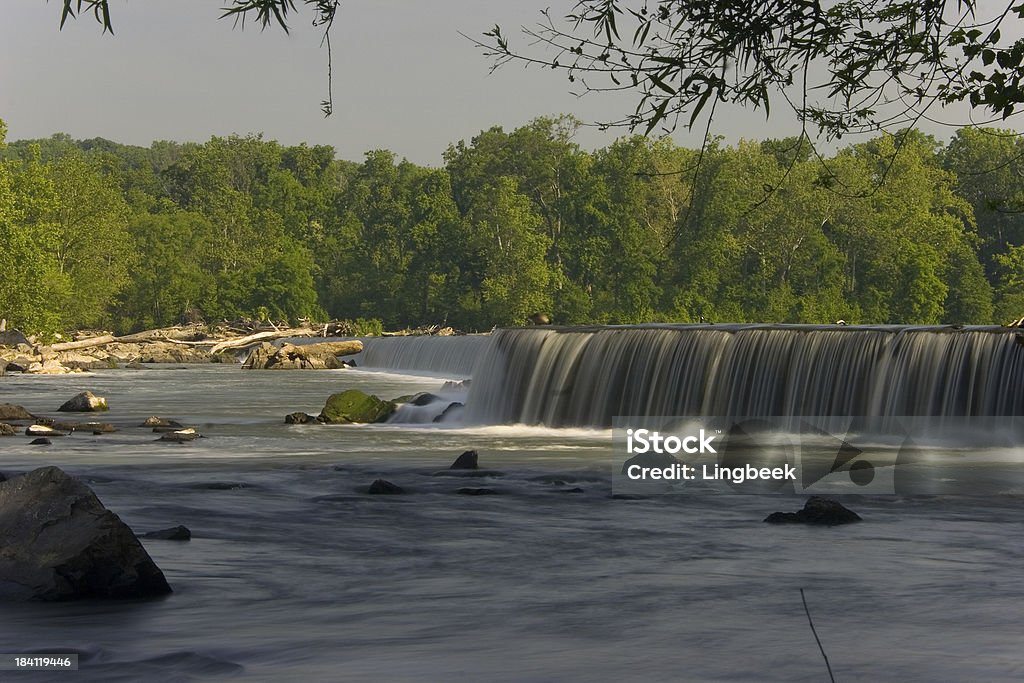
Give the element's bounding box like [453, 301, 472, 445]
[46, 325, 315, 354]
[49, 335, 117, 352]
[209, 328, 316, 354]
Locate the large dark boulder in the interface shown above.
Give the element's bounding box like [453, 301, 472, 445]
[57, 391, 108, 412]
[0, 466, 172, 600]
[367, 479, 405, 495]
[450, 450, 479, 470]
[0, 404, 34, 421]
[764, 496, 862, 526]
[319, 390, 396, 424]
[0, 329, 30, 347]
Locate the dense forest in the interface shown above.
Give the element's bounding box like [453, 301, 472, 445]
[1, 115, 1024, 335]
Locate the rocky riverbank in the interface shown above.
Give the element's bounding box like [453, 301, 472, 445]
[0, 322, 462, 375]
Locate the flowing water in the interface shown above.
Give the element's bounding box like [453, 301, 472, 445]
[1, 326, 1023, 682]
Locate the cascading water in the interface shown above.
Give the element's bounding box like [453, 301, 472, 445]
[459, 325, 1024, 427]
[356, 335, 490, 376]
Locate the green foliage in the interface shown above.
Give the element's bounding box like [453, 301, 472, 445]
[0, 115, 1014, 334]
[483, 2, 1024, 142]
[352, 318, 384, 336]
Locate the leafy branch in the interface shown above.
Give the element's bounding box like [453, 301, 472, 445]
[475, 1, 1024, 140]
[54, 0, 342, 117]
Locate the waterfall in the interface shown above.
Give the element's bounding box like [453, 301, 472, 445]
[460, 325, 1024, 426]
[356, 335, 490, 376]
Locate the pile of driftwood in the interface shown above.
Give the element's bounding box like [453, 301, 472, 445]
[52, 324, 323, 355]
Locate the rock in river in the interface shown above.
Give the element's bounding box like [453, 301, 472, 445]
[57, 391, 108, 413]
[319, 389, 396, 424]
[0, 466, 172, 600]
[0, 403, 34, 421]
[449, 450, 479, 470]
[367, 479, 405, 495]
[158, 428, 201, 443]
[25, 424, 65, 437]
[285, 412, 319, 425]
[142, 416, 182, 429]
[764, 496, 862, 526]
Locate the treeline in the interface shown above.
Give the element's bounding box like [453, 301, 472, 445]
[2, 115, 1024, 335]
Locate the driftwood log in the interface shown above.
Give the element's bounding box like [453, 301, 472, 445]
[45, 325, 317, 355]
[208, 328, 315, 354]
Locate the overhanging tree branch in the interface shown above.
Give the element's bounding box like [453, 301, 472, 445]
[475, 1, 1024, 140]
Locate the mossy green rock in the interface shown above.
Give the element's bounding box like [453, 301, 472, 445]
[320, 390, 396, 424]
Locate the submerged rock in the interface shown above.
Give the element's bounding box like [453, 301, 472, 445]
[449, 450, 479, 470]
[0, 404, 34, 421]
[285, 412, 319, 424]
[158, 428, 201, 443]
[0, 466, 172, 600]
[142, 416, 182, 429]
[764, 496, 862, 526]
[58, 391, 108, 412]
[319, 389, 396, 424]
[456, 487, 498, 496]
[25, 424, 65, 437]
[38, 419, 117, 434]
[367, 479, 405, 495]
[142, 525, 191, 541]
[29, 437, 52, 446]
[432, 402, 464, 424]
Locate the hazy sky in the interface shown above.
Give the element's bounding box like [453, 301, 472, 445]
[1, 1, 1018, 165]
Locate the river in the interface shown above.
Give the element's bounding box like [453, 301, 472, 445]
[1, 328, 1023, 681]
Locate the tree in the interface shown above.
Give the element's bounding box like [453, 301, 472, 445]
[944, 127, 1024, 277]
[44, 152, 135, 328]
[114, 209, 217, 331]
[471, 178, 553, 326]
[0, 138, 70, 335]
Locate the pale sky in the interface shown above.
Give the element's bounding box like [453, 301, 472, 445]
[0, 1, 1018, 165]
